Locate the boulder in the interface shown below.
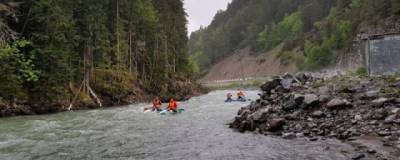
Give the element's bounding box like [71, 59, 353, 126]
[250, 108, 271, 122]
[303, 94, 319, 107]
[295, 72, 308, 84]
[267, 118, 286, 132]
[261, 78, 281, 93]
[294, 94, 305, 104]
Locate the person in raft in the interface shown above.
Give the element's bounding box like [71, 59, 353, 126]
[152, 97, 162, 111]
[237, 89, 246, 101]
[167, 98, 178, 113]
[225, 92, 233, 102]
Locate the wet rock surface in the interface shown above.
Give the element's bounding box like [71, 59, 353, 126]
[230, 73, 400, 159]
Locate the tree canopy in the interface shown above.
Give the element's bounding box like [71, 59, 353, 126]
[0, 0, 192, 106]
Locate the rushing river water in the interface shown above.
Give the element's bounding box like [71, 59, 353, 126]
[0, 90, 355, 160]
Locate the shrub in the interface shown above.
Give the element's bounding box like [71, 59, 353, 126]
[92, 69, 136, 100]
[257, 12, 303, 51]
[355, 67, 368, 77]
[277, 51, 295, 65]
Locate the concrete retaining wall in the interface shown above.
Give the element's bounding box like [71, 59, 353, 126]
[362, 34, 400, 75]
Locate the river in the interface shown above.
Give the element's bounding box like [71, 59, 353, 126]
[0, 90, 355, 160]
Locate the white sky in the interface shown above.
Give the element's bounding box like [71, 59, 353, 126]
[184, 0, 232, 35]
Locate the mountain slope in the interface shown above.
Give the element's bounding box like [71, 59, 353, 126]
[189, 0, 400, 80]
[200, 45, 296, 82]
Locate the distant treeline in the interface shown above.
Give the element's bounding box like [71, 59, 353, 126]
[189, 0, 400, 71]
[0, 0, 193, 106]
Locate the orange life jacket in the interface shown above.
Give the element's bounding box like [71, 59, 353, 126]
[168, 100, 177, 110]
[153, 99, 161, 108]
[237, 91, 244, 97]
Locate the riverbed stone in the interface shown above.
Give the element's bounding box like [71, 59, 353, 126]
[267, 118, 286, 132]
[365, 90, 379, 99]
[372, 98, 389, 107]
[303, 94, 319, 107]
[326, 98, 350, 109]
[312, 110, 325, 118]
[351, 153, 366, 160]
[261, 78, 281, 93]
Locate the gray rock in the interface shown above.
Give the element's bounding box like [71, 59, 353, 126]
[267, 118, 286, 132]
[354, 114, 363, 121]
[261, 78, 281, 93]
[296, 133, 304, 137]
[295, 72, 308, 84]
[351, 153, 366, 160]
[309, 137, 318, 141]
[372, 98, 389, 107]
[303, 94, 319, 106]
[326, 98, 350, 109]
[372, 109, 389, 120]
[294, 124, 303, 131]
[367, 149, 376, 154]
[391, 108, 400, 114]
[368, 120, 379, 125]
[251, 108, 271, 122]
[365, 90, 379, 98]
[294, 94, 305, 104]
[319, 95, 330, 103]
[282, 132, 296, 139]
[318, 86, 330, 95]
[281, 75, 296, 89]
[312, 111, 325, 118]
[384, 114, 399, 124]
[378, 131, 392, 137]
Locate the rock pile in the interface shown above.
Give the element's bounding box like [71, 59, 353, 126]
[230, 73, 400, 158]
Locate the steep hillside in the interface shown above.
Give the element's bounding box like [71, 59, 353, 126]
[200, 45, 296, 82]
[189, 0, 400, 80]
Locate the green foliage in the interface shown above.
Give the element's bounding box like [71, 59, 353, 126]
[277, 51, 295, 65]
[188, 0, 302, 69]
[298, 38, 334, 70]
[187, 53, 201, 76]
[0, 0, 191, 106]
[92, 70, 135, 100]
[258, 12, 304, 51]
[0, 40, 39, 100]
[354, 67, 368, 77]
[189, 0, 400, 73]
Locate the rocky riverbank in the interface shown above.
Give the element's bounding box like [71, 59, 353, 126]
[230, 73, 400, 160]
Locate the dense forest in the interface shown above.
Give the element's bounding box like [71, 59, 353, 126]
[0, 0, 202, 115]
[189, 0, 400, 72]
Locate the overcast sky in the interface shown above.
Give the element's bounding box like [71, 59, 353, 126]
[184, 0, 232, 35]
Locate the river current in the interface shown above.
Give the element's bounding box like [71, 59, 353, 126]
[0, 90, 354, 160]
